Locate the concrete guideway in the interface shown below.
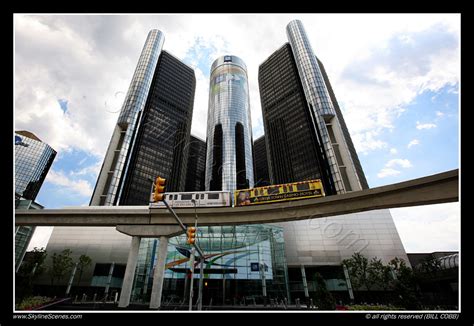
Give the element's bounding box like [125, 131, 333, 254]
[15, 169, 459, 227]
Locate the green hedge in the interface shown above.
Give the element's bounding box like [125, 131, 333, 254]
[15, 296, 53, 310]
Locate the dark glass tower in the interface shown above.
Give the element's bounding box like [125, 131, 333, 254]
[90, 30, 195, 206]
[119, 51, 196, 204]
[258, 20, 409, 302]
[259, 43, 333, 189]
[184, 135, 206, 191]
[253, 135, 270, 187]
[259, 22, 367, 194]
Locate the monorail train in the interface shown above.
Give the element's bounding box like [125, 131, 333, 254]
[149, 179, 325, 208]
[150, 191, 231, 208]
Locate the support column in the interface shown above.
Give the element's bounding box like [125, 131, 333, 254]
[149, 236, 169, 309]
[104, 262, 115, 300]
[343, 264, 354, 302]
[65, 262, 79, 296]
[300, 265, 310, 307]
[118, 236, 141, 308]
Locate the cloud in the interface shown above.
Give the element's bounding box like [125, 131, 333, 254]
[336, 21, 458, 154]
[44, 169, 94, 197]
[389, 148, 398, 155]
[386, 158, 413, 168]
[407, 139, 420, 148]
[416, 121, 437, 130]
[377, 167, 401, 178]
[351, 131, 388, 154]
[377, 158, 412, 178]
[390, 203, 460, 252]
[69, 160, 102, 177]
[436, 111, 444, 117]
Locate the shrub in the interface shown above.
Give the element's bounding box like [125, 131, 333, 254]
[15, 296, 53, 310]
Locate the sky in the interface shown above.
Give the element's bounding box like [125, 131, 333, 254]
[14, 14, 460, 254]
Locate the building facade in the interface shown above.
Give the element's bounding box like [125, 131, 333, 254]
[259, 20, 409, 302]
[205, 55, 254, 191]
[14, 131, 56, 271]
[184, 135, 206, 192]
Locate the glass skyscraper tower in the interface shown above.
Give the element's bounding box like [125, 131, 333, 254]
[259, 20, 408, 301]
[90, 30, 195, 205]
[205, 55, 254, 191]
[14, 130, 56, 271]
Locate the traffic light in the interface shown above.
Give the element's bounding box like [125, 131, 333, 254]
[152, 176, 166, 202]
[186, 226, 197, 245]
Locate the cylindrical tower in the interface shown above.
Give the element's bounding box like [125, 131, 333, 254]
[205, 55, 254, 192]
[286, 20, 346, 195]
[90, 30, 164, 205]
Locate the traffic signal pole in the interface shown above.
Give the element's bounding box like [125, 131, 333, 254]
[162, 198, 205, 310]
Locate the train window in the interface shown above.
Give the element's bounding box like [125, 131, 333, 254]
[267, 187, 279, 195]
[174, 195, 178, 200]
[201, 194, 204, 199]
[195, 194, 199, 200]
[181, 194, 193, 200]
[208, 193, 220, 200]
[296, 183, 310, 191]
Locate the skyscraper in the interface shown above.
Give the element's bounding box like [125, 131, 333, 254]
[14, 130, 56, 270]
[90, 30, 195, 206]
[253, 135, 270, 187]
[205, 55, 254, 191]
[15, 131, 56, 201]
[259, 20, 408, 301]
[184, 135, 206, 191]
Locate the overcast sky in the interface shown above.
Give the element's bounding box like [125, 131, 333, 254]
[14, 14, 460, 253]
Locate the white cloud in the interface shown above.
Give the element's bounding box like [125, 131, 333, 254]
[351, 131, 388, 154]
[407, 139, 420, 148]
[436, 110, 444, 117]
[45, 169, 94, 197]
[389, 148, 398, 155]
[378, 158, 412, 178]
[69, 160, 102, 177]
[416, 121, 437, 130]
[386, 158, 413, 168]
[390, 202, 460, 252]
[377, 167, 401, 178]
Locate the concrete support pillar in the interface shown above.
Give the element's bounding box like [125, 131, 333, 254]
[65, 262, 79, 296]
[118, 236, 141, 308]
[104, 262, 115, 299]
[149, 236, 169, 309]
[301, 264, 310, 308]
[343, 264, 354, 301]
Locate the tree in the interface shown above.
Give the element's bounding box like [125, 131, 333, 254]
[342, 253, 372, 291]
[367, 257, 393, 291]
[76, 254, 92, 286]
[16, 247, 48, 299]
[50, 249, 74, 287]
[313, 272, 336, 310]
[388, 257, 421, 309]
[18, 247, 47, 278]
